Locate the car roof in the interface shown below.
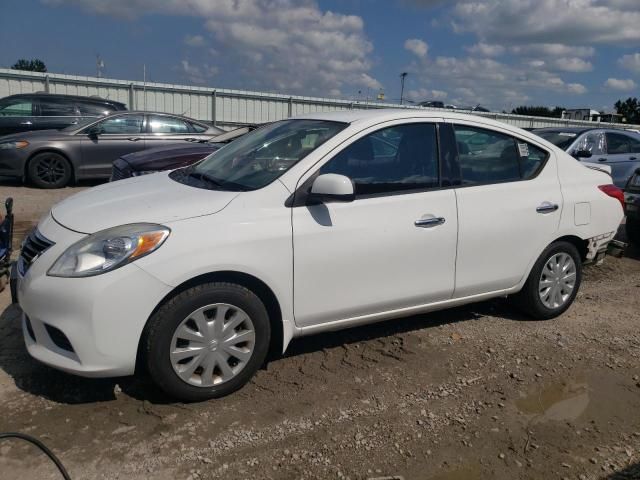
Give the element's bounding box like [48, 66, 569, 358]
[104, 110, 210, 123]
[291, 108, 528, 136]
[4, 92, 126, 107]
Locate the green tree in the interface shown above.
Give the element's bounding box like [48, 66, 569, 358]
[614, 97, 640, 124]
[11, 59, 47, 72]
[511, 105, 565, 118]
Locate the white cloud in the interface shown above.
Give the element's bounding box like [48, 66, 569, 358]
[184, 34, 205, 47]
[567, 83, 588, 94]
[453, 0, 640, 45]
[404, 38, 428, 58]
[406, 88, 448, 102]
[466, 42, 505, 57]
[179, 60, 218, 84]
[604, 77, 637, 91]
[45, 0, 382, 95]
[510, 43, 595, 58]
[551, 57, 593, 73]
[619, 53, 640, 73]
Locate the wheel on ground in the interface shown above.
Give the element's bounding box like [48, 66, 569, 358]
[627, 218, 640, 246]
[144, 282, 271, 402]
[513, 241, 582, 320]
[27, 152, 72, 189]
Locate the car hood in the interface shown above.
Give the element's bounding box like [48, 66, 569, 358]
[0, 129, 72, 142]
[121, 143, 221, 170]
[51, 171, 240, 234]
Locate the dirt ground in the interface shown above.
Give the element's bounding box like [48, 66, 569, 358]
[0, 180, 639, 480]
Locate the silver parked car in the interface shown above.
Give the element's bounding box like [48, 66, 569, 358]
[533, 127, 640, 188]
[0, 111, 223, 188]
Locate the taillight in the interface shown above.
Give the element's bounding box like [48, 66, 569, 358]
[598, 184, 624, 210]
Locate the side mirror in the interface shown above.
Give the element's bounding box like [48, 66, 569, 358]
[573, 149, 592, 159]
[87, 125, 102, 137]
[308, 174, 355, 204]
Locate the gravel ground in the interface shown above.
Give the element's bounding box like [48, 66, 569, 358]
[0, 181, 639, 480]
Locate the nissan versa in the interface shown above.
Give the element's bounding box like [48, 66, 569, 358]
[15, 110, 624, 401]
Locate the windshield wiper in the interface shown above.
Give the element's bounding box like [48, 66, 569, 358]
[185, 171, 223, 188]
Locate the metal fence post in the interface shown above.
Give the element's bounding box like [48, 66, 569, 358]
[128, 83, 135, 110]
[44, 75, 50, 93]
[288, 97, 293, 117]
[212, 90, 217, 126]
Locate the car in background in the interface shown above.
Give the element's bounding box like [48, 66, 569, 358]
[0, 111, 223, 188]
[14, 109, 624, 401]
[0, 93, 127, 135]
[624, 167, 640, 246]
[532, 127, 640, 188]
[111, 125, 256, 181]
[418, 100, 445, 108]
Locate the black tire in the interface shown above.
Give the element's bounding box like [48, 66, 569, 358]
[627, 218, 640, 246]
[27, 152, 72, 189]
[512, 241, 582, 320]
[144, 282, 271, 402]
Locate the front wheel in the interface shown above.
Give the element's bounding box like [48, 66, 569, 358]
[144, 282, 271, 402]
[513, 241, 582, 320]
[627, 218, 640, 246]
[27, 152, 72, 189]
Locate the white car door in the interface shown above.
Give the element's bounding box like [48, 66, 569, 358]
[449, 121, 562, 298]
[292, 121, 458, 328]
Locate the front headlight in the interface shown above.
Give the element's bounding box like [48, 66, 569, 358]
[0, 140, 29, 150]
[47, 223, 170, 278]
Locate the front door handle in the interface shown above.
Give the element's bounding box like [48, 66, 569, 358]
[127, 137, 142, 142]
[630, 156, 637, 161]
[536, 202, 559, 214]
[20, 121, 32, 125]
[415, 217, 445, 228]
[597, 158, 607, 162]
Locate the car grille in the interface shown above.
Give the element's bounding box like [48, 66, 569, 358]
[19, 229, 54, 275]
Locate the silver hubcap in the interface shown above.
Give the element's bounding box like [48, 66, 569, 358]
[170, 303, 255, 387]
[539, 252, 577, 309]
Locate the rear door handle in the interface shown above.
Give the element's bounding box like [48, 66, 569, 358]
[536, 202, 559, 214]
[20, 121, 32, 125]
[597, 158, 607, 162]
[630, 156, 637, 161]
[415, 217, 445, 228]
[127, 137, 142, 142]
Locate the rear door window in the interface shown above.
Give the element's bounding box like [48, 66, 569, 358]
[39, 97, 79, 116]
[454, 126, 521, 185]
[96, 115, 144, 134]
[148, 115, 190, 134]
[0, 98, 35, 116]
[77, 101, 113, 116]
[606, 132, 631, 154]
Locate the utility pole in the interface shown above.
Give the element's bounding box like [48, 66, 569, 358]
[399, 72, 408, 105]
[96, 54, 104, 78]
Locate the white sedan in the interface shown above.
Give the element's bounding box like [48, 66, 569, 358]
[15, 110, 624, 401]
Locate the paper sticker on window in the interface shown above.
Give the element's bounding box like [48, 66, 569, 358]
[518, 143, 529, 157]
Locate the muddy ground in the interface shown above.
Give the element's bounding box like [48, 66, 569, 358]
[0, 180, 639, 480]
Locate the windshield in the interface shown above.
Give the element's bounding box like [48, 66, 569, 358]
[534, 130, 580, 150]
[171, 119, 347, 191]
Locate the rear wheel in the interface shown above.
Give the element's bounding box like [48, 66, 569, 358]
[27, 152, 72, 189]
[513, 241, 582, 320]
[627, 218, 640, 246]
[144, 282, 270, 402]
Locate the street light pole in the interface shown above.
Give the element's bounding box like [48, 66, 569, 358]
[400, 72, 408, 105]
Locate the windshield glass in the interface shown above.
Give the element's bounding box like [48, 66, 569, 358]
[534, 130, 579, 150]
[172, 119, 347, 191]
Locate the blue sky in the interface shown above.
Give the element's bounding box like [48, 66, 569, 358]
[1, 0, 639, 111]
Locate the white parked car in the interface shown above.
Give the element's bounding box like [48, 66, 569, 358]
[15, 110, 624, 401]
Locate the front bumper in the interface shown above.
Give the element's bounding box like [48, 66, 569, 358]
[0, 148, 28, 177]
[16, 215, 173, 377]
[625, 190, 640, 221]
